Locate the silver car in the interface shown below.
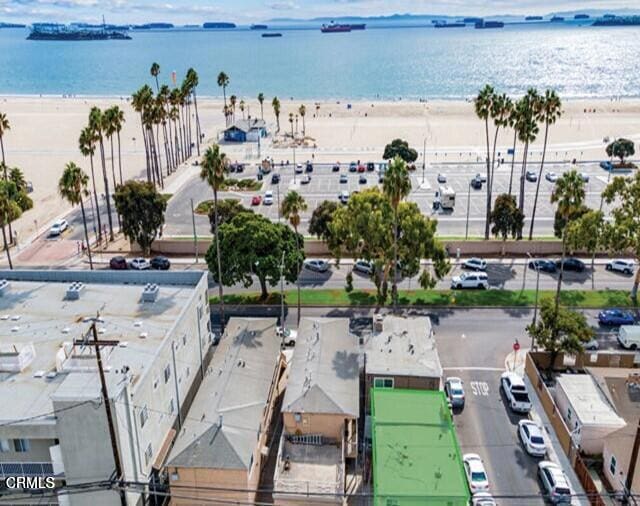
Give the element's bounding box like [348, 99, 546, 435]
[445, 377, 465, 409]
[304, 259, 330, 273]
[353, 260, 374, 275]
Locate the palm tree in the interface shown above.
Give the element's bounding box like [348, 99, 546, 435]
[200, 144, 228, 333]
[258, 93, 265, 119]
[132, 85, 154, 182]
[299, 105, 307, 137]
[186, 68, 202, 156]
[474, 85, 494, 239]
[272, 97, 281, 132]
[383, 156, 412, 311]
[507, 104, 520, 196]
[0, 179, 21, 269]
[529, 89, 562, 240]
[112, 106, 125, 185]
[551, 170, 585, 308]
[514, 90, 540, 229]
[103, 107, 119, 196]
[59, 162, 93, 269]
[487, 93, 512, 240]
[217, 72, 229, 106]
[229, 95, 237, 123]
[0, 112, 9, 173]
[150, 62, 160, 92]
[89, 107, 114, 240]
[288, 113, 294, 138]
[281, 191, 307, 324]
[79, 126, 102, 241]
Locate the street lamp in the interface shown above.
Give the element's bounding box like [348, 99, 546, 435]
[292, 145, 297, 185]
[280, 251, 285, 343]
[465, 181, 472, 240]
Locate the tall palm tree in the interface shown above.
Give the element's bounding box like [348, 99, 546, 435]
[186, 68, 202, 156]
[0, 179, 21, 269]
[281, 191, 307, 324]
[272, 97, 281, 132]
[474, 85, 494, 239]
[383, 156, 412, 311]
[551, 170, 585, 308]
[229, 95, 237, 123]
[258, 93, 265, 120]
[103, 107, 119, 196]
[112, 106, 125, 185]
[150, 62, 161, 92]
[79, 126, 102, 241]
[529, 89, 562, 240]
[298, 105, 307, 137]
[132, 85, 154, 182]
[0, 112, 9, 173]
[514, 90, 540, 229]
[200, 144, 228, 333]
[288, 113, 294, 138]
[89, 107, 114, 240]
[217, 72, 229, 106]
[507, 103, 520, 196]
[59, 162, 93, 269]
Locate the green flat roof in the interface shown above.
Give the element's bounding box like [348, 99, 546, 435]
[371, 388, 470, 506]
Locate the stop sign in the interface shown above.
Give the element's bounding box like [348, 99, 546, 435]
[513, 341, 521, 352]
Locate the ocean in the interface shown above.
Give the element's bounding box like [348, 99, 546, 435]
[0, 23, 638, 99]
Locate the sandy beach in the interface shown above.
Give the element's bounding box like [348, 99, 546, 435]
[0, 95, 639, 243]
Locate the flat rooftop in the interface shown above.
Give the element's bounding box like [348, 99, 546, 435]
[0, 270, 205, 425]
[371, 389, 469, 505]
[557, 374, 626, 427]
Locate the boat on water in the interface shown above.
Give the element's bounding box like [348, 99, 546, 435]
[203, 22, 236, 29]
[261, 33, 282, 38]
[574, 14, 590, 20]
[475, 20, 504, 29]
[132, 23, 173, 29]
[321, 21, 351, 33]
[27, 23, 131, 40]
[251, 24, 268, 30]
[434, 22, 466, 28]
[525, 16, 543, 21]
[550, 16, 565, 22]
[464, 17, 483, 24]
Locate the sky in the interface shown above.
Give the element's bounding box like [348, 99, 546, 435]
[0, 0, 638, 24]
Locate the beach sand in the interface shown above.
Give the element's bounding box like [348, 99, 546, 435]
[0, 95, 639, 242]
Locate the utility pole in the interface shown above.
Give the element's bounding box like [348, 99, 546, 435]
[190, 198, 198, 264]
[625, 418, 640, 504]
[74, 319, 127, 506]
[465, 181, 472, 240]
[279, 250, 286, 347]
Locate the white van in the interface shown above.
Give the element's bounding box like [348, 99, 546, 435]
[617, 325, 640, 350]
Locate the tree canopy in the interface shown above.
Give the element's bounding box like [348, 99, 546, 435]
[309, 200, 338, 243]
[382, 138, 418, 163]
[114, 180, 167, 255]
[490, 193, 524, 244]
[606, 138, 635, 166]
[207, 198, 251, 233]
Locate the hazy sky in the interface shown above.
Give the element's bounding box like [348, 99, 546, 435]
[1, 0, 638, 24]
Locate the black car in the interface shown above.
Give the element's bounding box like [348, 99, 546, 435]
[235, 164, 244, 173]
[151, 256, 171, 270]
[359, 175, 367, 184]
[305, 162, 313, 173]
[109, 256, 128, 270]
[366, 162, 375, 171]
[557, 257, 585, 272]
[471, 178, 482, 190]
[332, 164, 340, 172]
[228, 163, 237, 173]
[529, 259, 557, 273]
[271, 173, 281, 184]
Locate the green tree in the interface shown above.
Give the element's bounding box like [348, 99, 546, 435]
[0, 112, 9, 173]
[150, 62, 160, 92]
[201, 144, 228, 330]
[490, 193, 524, 255]
[59, 162, 93, 269]
[207, 199, 251, 233]
[217, 71, 230, 106]
[0, 179, 21, 269]
[514, 89, 540, 222]
[553, 204, 589, 239]
[205, 212, 304, 300]
[288, 112, 294, 138]
[113, 180, 166, 256]
[382, 138, 418, 163]
[529, 89, 562, 240]
[281, 191, 307, 324]
[606, 138, 635, 166]
[566, 210, 604, 289]
[298, 105, 306, 137]
[551, 170, 585, 308]
[272, 97, 281, 132]
[526, 299, 594, 369]
[309, 200, 338, 243]
[8, 167, 33, 212]
[258, 93, 265, 119]
[602, 172, 640, 298]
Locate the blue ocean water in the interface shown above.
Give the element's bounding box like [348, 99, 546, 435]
[0, 23, 638, 99]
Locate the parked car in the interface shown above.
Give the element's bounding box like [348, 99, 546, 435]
[349, 162, 357, 172]
[339, 191, 349, 204]
[339, 174, 348, 184]
[109, 256, 128, 270]
[463, 258, 487, 271]
[303, 259, 330, 273]
[295, 163, 303, 174]
[444, 377, 465, 409]
[150, 256, 171, 270]
[617, 325, 640, 350]
[276, 327, 298, 347]
[305, 161, 313, 173]
[545, 172, 558, 182]
[475, 173, 487, 183]
[357, 164, 366, 173]
[538, 461, 572, 504]
[332, 163, 341, 172]
[600, 160, 613, 171]
[366, 162, 375, 171]
[235, 163, 244, 173]
[584, 338, 599, 351]
[353, 259, 374, 275]
[437, 173, 447, 183]
[301, 174, 311, 185]
[378, 174, 385, 184]
[271, 173, 281, 184]
[451, 272, 489, 290]
[471, 492, 496, 506]
[556, 257, 585, 272]
[518, 420, 547, 457]
[251, 195, 262, 206]
[528, 259, 557, 273]
[525, 170, 537, 182]
[606, 259, 634, 275]
[470, 178, 482, 190]
[463, 454, 490, 494]
[129, 257, 151, 270]
[580, 172, 590, 183]
[500, 372, 532, 413]
[49, 219, 68, 237]
[263, 191, 274, 205]
[598, 309, 635, 326]
[359, 175, 367, 184]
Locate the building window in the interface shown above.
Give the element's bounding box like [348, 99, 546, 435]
[168, 398, 175, 415]
[294, 413, 302, 423]
[171, 471, 179, 482]
[144, 443, 153, 466]
[610, 455, 617, 475]
[140, 406, 149, 428]
[14, 439, 30, 452]
[0, 439, 9, 452]
[374, 377, 394, 389]
[164, 364, 171, 383]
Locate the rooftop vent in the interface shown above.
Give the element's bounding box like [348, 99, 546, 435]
[0, 279, 10, 296]
[0, 343, 36, 372]
[66, 282, 85, 300]
[142, 283, 160, 302]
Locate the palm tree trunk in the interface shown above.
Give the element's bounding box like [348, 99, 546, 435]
[484, 119, 491, 240]
[529, 123, 550, 240]
[193, 89, 201, 156]
[517, 143, 529, 240]
[99, 139, 115, 241]
[88, 153, 102, 241]
[213, 188, 225, 333]
[508, 131, 517, 195]
[155, 125, 162, 174]
[178, 108, 186, 162]
[555, 230, 567, 310]
[109, 136, 121, 230]
[80, 199, 93, 270]
[392, 212, 399, 311]
[487, 125, 501, 240]
[140, 115, 151, 183]
[1, 224, 12, 269]
[116, 130, 123, 185]
[173, 119, 181, 166]
[294, 227, 301, 324]
[0, 137, 5, 168]
[260, 103, 264, 120]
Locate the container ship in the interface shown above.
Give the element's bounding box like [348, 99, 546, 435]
[475, 20, 504, 29]
[574, 14, 590, 20]
[27, 23, 131, 40]
[550, 16, 565, 22]
[261, 33, 282, 37]
[321, 21, 352, 33]
[203, 22, 236, 29]
[349, 23, 366, 30]
[132, 23, 173, 29]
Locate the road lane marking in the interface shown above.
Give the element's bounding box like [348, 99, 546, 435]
[470, 381, 490, 396]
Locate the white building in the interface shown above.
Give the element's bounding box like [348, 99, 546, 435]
[0, 270, 212, 506]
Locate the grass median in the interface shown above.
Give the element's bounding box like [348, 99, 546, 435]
[210, 288, 635, 308]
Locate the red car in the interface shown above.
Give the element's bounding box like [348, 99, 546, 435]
[357, 164, 366, 173]
[251, 195, 262, 206]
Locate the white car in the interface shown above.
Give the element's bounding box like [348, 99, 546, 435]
[129, 257, 151, 270]
[471, 492, 497, 506]
[518, 420, 547, 457]
[339, 190, 349, 204]
[584, 338, 599, 350]
[263, 191, 274, 205]
[353, 260, 374, 275]
[295, 163, 303, 174]
[304, 259, 330, 273]
[276, 327, 297, 347]
[606, 259, 634, 275]
[580, 172, 590, 183]
[444, 377, 465, 409]
[463, 454, 490, 494]
[451, 272, 489, 290]
[546, 172, 558, 182]
[500, 372, 532, 413]
[475, 173, 487, 183]
[463, 258, 487, 271]
[437, 173, 447, 183]
[538, 461, 572, 504]
[49, 219, 69, 236]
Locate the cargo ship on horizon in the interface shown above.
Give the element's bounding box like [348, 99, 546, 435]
[321, 21, 352, 33]
[27, 22, 131, 40]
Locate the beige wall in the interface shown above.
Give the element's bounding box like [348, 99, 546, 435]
[603, 436, 640, 495]
[169, 467, 254, 505]
[282, 412, 353, 440]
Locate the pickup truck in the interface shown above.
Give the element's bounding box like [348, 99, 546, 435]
[501, 372, 532, 413]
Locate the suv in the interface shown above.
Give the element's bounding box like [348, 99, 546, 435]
[463, 258, 487, 271]
[129, 257, 151, 270]
[339, 191, 349, 204]
[538, 461, 572, 504]
[366, 162, 375, 171]
[109, 256, 128, 270]
[556, 257, 585, 272]
[500, 372, 532, 413]
[606, 259, 634, 275]
[271, 173, 281, 184]
[470, 177, 482, 190]
[444, 377, 465, 409]
[451, 272, 489, 290]
[151, 256, 171, 270]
